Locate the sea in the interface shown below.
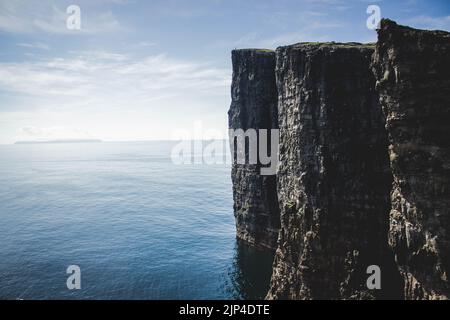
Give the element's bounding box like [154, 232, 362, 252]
[0, 141, 274, 300]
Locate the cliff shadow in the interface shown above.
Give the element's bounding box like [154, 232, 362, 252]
[225, 239, 276, 300]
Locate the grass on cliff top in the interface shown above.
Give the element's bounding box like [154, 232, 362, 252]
[234, 42, 376, 54]
[287, 42, 376, 49]
[233, 48, 275, 53]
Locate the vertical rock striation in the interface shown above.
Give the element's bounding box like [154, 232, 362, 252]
[228, 49, 280, 250]
[267, 43, 401, 299]
[372, 19, 450, 299]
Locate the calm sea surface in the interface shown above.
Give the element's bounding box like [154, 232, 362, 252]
[0, 141, 274, 300]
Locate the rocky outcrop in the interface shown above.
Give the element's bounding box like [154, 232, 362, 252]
[372, 19, 450, 299]
[228, 49, 280, 250]
[228, 20, 449, 300]
[266, 43, 402, 299]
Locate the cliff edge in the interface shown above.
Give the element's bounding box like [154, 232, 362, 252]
[228, 49, 280, 250]
[228, 20, 450, 300]
[372, 19, 450, 300]
[267, 42, 401, 299]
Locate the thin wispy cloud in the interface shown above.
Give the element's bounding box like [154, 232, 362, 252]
[0, 51, 230, 100]
[20, 126, 94, 140]
[407, 15, 450, 30]
[0, 50, 230, 143]
[17, 42, 51, 50]
[0, 0, 448, 143]
[222, 20, 344, 49]
[0, 0, 122, 34]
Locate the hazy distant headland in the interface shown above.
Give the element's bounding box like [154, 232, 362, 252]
[14, 139, 103, 145]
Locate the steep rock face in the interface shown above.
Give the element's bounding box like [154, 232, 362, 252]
[228, 49, 280, 250]
[267, 43, 402, 299]
[372, 19, 450, 299]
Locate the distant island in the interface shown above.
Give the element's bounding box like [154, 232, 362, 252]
[14, 139, 102, 144]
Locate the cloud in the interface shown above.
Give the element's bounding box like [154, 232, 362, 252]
[227, 20, 343, 49]
[135, 41, 158, 48]
[406, 15, 450, 31]
[21, 126, 43, 136]
[259, 32, 333, 48]
[0, 50, 230, 105]
[0, 48, 231, 143]
[304, 0, 343, 3]
[17, 42, 50, 50]
[20, 126, 94, 140]
[0, 0, 122, 34]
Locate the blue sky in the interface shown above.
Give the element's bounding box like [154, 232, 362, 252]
[0, 0, 449, 144]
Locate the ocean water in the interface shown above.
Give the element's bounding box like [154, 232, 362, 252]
[0, 141, 274, 300]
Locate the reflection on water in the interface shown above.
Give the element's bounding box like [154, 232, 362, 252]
[226, 240, 275, 300]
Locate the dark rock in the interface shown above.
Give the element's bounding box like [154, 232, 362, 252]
[228, 49, 280, 250]
[267, 43, 402, 299]
[372, 19, 450, 300]
[228, 20, 449, 300]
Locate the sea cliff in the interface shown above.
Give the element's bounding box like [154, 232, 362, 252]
[228, 19, 450, 300]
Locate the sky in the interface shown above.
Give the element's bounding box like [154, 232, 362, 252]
[0, 0, 449, 144]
